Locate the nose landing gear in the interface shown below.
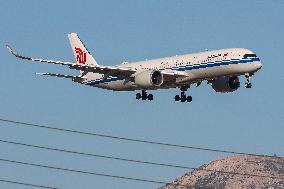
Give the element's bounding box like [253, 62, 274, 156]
[136, 90, 154, 101]
[245, 73, 253, 88]
[175, 85, 192, 103]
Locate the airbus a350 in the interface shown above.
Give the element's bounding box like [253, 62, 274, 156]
[7, 33, 262, 102]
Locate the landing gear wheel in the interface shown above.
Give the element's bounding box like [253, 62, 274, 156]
[245, 83, 252, 88]
[136, 93, 142, 100]
[141, 90, 148, 100]
[181, 95, 187, 102]
[186, 96, 192, 102]
[142, 95, 148, 100]
[180, 97, 186, 102]
[175, 95, 180, 101]
[148, 94, 153, 101]
[245, 74, 253, 89]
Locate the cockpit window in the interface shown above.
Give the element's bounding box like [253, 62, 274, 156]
[244, 54, 257, 58]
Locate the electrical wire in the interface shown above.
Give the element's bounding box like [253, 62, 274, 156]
[0, 157, 211, 189]
[0, 178, 57, 189]
[0, 138, 283, 180]
[0, 139, 188, 169]
[0, 118, 280, 159]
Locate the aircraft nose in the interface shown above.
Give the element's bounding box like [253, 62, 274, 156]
[255, 62, 262, 70]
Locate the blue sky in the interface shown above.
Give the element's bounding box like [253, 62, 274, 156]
[0, 0, 283, 188]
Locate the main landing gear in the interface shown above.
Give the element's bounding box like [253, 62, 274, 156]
[136, 90, 153, 101]
[175, 85, 192, 103]
[245, 73, 253, 88]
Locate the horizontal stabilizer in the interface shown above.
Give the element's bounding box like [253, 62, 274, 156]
[36, 72, 84, 82]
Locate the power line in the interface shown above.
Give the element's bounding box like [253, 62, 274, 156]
[0, 178, 57, 189]
[0, 139, 189, 169]
[0, 118, 280, 159]
[1, 138, 284, 180]
[0, 157, 211, 189]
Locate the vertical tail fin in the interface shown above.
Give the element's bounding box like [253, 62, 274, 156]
[68, 33, 98, 66]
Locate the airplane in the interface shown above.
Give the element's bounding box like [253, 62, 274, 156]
[6, 33, 262, 103]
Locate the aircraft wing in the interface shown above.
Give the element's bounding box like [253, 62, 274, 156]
[36, 72, 84, 82]
[6, 45, 136, 78]
[7, 45, 189, 81]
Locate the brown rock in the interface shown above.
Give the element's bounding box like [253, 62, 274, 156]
[160, 155, 284, 189]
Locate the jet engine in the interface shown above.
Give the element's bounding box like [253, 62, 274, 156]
[211, 76, 240, 93]
[135, 70, 163, 88]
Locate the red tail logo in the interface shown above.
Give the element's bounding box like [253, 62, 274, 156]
[75, 47, 87, 64]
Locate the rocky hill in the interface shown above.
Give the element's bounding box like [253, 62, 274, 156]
[160, 155, 284, 189]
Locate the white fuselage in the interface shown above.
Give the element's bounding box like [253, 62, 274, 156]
[83, 48, 262, 91]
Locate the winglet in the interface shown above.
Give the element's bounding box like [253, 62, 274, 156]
[6, 45, 32, 60]
[6, 45, 16, 55]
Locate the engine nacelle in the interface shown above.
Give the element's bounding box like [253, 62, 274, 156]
[134, 70, 163, 88]
[211, 76, 240, 93]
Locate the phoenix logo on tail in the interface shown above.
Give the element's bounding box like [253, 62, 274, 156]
[75, 47, 86, 64]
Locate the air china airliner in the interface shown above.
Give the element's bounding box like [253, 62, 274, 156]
[7, 33, 262, 102]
